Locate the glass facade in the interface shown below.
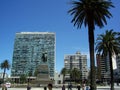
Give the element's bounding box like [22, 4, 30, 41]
[11, 32, 55, 78]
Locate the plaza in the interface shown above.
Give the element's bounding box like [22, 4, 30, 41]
[0, 86, 120, 90]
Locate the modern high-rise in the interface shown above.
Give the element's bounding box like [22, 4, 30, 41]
[96, 54, 110, 81]
[116, 54, 120, 79]
[11, 32, 55, 78]
[96, 53, 118, 81]
[64, 51, 88, 80]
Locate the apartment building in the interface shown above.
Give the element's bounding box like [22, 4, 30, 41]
[64, 51, 88, 80]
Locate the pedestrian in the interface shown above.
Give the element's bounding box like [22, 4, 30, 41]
[62, 84, 65, 90]
[5, 86, 7, 90]
[82, 83, 85, 90]
[48, 83, 52, 90]
[77, 84, 81, 90]
[27, 86, 31, 90]
[86, 86, 90, 90]
[44, 86, 47, 90]
[69, 84, 72, 90]
[68, 84, 71, 90]
[2, 83, 7, 90]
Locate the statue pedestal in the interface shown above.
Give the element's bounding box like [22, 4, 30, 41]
[37, 64, 50, 80]
[32, 64, 53, 85]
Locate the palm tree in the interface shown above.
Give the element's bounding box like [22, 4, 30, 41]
[61, 67, 67, 83]
[68, 0, 114, 89]
[117, 32, 120, 42]
[95, 30, 120, 90]
[0, 60, 10, 83]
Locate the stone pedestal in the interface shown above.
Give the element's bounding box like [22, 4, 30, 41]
[32, 64, 53, 85]
[36, 64, 49, 80]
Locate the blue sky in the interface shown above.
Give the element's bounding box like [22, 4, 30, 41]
[0, 0, 120, 74]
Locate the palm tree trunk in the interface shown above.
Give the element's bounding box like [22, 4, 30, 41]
[28, 76, 30, 86]
[63, 75, 65, 84]
[88, 16, 96, 90]
[2, 68, 6, 83]
[108, 52, 114, 90]
[88, 30, 96, 90]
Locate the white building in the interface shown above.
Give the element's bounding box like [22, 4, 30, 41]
[64, 51, 88, 80]
[0, 72, 9, 82]
[54, 71, 63, 86]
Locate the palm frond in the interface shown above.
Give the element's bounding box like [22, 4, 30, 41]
[68, 0, 114, 29]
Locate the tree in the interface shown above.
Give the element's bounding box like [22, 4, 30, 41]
[71, 68, 81, 83]
[34, 68, 38, 76]
[68, 0, 114, 90]
[118, 32, 120, 43]
[0, 60, 10, 83]
[95, 30, 120, 90]
[27, 69, 32, 86]
[61, 67, 67, 83]
[20, 74, 27, 83]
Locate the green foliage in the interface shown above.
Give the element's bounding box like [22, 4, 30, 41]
[0, 60, 10, 70]
[68, 0, 114, 29]
[0, 59, 10, 83]
[95, 30, 120, 90]
[34, 68, 39, 76]
[20, 74, 27, 83]
[61, 68, 68, 83]
[28, 69, 33, 77]
[61, 68, 67, 76]
[70, 68, 81, 83]
[96, 30, 120, 56]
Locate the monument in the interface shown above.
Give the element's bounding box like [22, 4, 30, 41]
[33, 52, 53, 86]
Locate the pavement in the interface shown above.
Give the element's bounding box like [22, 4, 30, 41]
[0, 86, 120, 90]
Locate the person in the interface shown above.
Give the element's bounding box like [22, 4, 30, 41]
[68, 84, 70, 90]
[86, 86, 90, 90]
[77, 84, 81, 90]
[48, 83, 52, 90]
[44, 86, 47, 90]
[62, 84, 65, 90]
[70, 84, 72, 90]
[27, 86, 31, 90]
[2, 83, 7, 90]
[68, 84, 72, 90]
[82, 83, 85, 90]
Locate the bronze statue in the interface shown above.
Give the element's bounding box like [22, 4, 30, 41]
[42, 53, 47, 62]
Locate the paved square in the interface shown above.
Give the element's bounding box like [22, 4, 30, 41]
[0, 86, 120, 90]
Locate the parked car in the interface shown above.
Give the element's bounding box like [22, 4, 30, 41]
[5, 82, 11, 88]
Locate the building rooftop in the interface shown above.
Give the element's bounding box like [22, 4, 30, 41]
[16, 32, 55, 34]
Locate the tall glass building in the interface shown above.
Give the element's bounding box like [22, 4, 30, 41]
[11, 32, 55, 78]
